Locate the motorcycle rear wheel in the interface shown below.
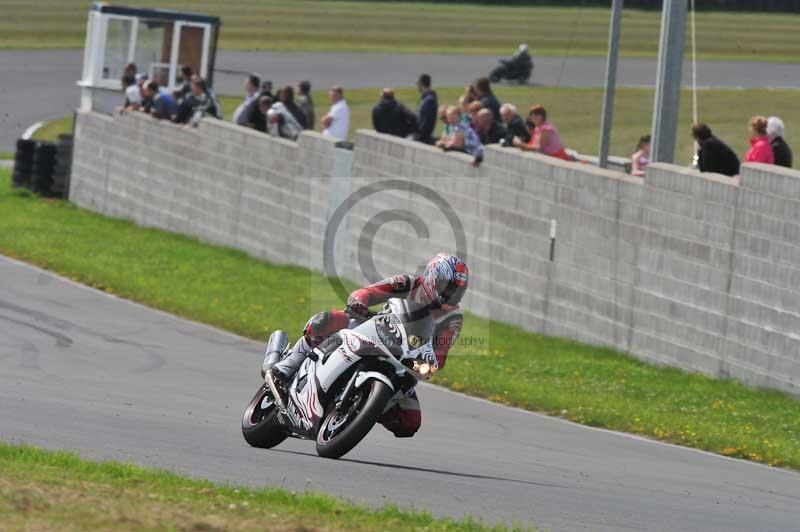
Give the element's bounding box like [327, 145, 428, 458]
[241, 385, 288, 448]
[316, 379, 393, 459]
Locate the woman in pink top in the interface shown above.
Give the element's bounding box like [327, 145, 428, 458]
[745, 116, 774, 164]
[513, 105, 572, 161]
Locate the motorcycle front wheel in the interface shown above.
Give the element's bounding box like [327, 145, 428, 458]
[316, 379, 393, 459]
[241, 384, 288, 448]
[489, 66, 504, 83]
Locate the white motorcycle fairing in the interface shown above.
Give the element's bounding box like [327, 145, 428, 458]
[272, 298, 437, 439]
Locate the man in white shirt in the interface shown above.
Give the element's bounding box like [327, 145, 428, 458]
[232, 73, 260, 126]
[321, 85, 349, 141]
[122, 75, 141, 110]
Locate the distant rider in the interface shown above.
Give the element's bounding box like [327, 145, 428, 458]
[266, 252, 469, 438]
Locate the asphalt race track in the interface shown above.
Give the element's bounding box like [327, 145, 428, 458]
[1, 255, 799, 531]
[2, 49, 800, 151]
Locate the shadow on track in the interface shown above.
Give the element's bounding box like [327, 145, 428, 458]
[271, 449, 566, 488]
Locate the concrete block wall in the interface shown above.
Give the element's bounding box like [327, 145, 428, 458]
[351, 130, 800, 395]
[71, 110, 336, 273]
[70, 113, 800, 396]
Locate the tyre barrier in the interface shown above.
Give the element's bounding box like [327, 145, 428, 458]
[52, 134, 73, 198]
[12, 138, 36, 190]
[12, 135, 73, 198]
[31, 142, 57, 196]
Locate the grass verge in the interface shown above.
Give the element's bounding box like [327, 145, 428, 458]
[1, 1, 799, 62]
[1, 168, 799, 470]
[0, 442, 513, 531]
[36, 86, 800, 163]
[31, 115, 74, 142]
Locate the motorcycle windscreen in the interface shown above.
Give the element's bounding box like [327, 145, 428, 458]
[386, 298, 435, 348]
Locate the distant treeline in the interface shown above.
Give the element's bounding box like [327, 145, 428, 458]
[335, 0, 800, 12]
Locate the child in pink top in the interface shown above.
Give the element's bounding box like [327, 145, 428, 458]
[631, 134, 651, 176]
[745, 116, 774, 164]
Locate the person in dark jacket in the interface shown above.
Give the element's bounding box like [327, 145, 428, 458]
[500, 103, 531, 146]
[415, 74, 438, 144]
[768, 116, 793, 168]
[174, 77, 217, 125]
[468, 77, 502, 122]
[692, 123, 740, 177]
[276, 86, 307, 130]
[372, 88, 418, 138]
[475, 108, 506, 144]
[243, 82, 275, 131]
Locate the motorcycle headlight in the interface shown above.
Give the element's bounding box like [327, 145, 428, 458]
[412, 359, 437, 376]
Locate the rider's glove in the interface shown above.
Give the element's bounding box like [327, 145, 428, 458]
[346, 294, 369, 318]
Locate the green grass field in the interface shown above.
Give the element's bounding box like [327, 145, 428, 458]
[0, 442, 514, 531]
[1, 168, 799, 470]
[35, 86, 800, 162]
[1, 0, 799, 62]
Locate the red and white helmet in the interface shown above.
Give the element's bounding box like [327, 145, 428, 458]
[416, 253, 469, 310]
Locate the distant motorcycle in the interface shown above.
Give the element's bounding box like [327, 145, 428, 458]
[489, 44, 533, 84]
[241, 298, 439, 459]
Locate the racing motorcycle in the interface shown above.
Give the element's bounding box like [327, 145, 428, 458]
[489, 44, 534, 84]
[241, 298, 438, 459]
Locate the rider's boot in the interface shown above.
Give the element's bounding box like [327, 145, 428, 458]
[265, 336, 312, 407]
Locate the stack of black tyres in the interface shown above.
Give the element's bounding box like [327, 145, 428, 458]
[12, 139, 36, 190]
[31, 142, 58, 197]
[52, 134, 73, 198]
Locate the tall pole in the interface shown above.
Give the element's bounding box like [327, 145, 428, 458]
[651, 0, 687, 164]
[598, 0, 623, 169]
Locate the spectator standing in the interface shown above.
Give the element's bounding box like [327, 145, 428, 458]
[436, 106, 484, 166]
[471, 77, 501, 122]
[296, 80, 315, 130]
[500, 103, 531, 146]
[242, 81, 275, 130]
[251, 96, 272, 133]
[277, 86, 308, 129]
[123, 62, 137, 79]
[143, 81, 176, 120]
[267, 100, 304, 140]
[174, 65, 193, 105]
[457, 95, 471, 124]
[260, 81, 275, 101]
[233, 73, 261, 126]
[372, 88, 418, 138]
[691, 123, 740, 177]
[744, 116, 774, 164]
[185, 77, 218, 126]
[322, 86, 350, 141]
[415, 74, 438, 144]
[631, 134, 651, 177]
[767, 116, 793, 168]
[437, 104, 451, 137]
[121, 74, 141, 110]
[467, 101, 482, 128]
[474, 108, 506, 144]
[513, 105, 571, 161]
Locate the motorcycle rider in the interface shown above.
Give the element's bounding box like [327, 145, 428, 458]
[491, 43, 533, 83]
[265, 252, 469, 438]
[509, 44, 531, 68]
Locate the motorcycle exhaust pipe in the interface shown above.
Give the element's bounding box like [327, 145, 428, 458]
[261, 330, 288, 378]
